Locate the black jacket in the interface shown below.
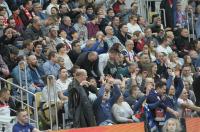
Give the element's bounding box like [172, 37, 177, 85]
[68, 79, 96, 128]
[23, 26, 44, 40]
[193, 75, 200, 106]
[75, 52, 100, 78]
[19, 9, 33, 27]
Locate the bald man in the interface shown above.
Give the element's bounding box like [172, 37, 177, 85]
[27, 55, 45, 106]
[68, 69, 96, 128]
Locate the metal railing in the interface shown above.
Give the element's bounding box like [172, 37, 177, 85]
[47, 75, 59, 130]
[186, 9, 196, 42]
[159, 9, 166, 27]
[0, 77, 39, 128]
[18, 61, 28, 109]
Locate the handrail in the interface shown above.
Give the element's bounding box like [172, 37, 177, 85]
[146, 0, 150, 23]
[159, 9, 166, 27]
[186, 11, 191, 42]
[0, 77, 34, 95]
[18, 60, 30, 124]
[188, 9, 195, 40]
[47, 75, 59, 130]
[0, 77, 39, 128]
[18, 61, 26, 109]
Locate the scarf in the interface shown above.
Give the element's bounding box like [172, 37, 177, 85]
[22, 7, 32, 20]
[3, 16, 8, 27]
[13, 14, 23, 26]
[168, 0, 173, 8]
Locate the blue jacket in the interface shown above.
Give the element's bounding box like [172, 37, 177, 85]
[11, 65, 32, 86]
[82, 40, 108, 54]
[93, 84, 121, 125]
[164, 76, 184, 119]
[27, 65, 45, 87]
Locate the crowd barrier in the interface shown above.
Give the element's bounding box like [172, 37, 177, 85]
[51, 118, 200, 132]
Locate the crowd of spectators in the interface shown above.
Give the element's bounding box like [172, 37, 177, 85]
[0, 0, 200, 131]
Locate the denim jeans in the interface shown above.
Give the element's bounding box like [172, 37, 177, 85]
[28, 85, 42, 106]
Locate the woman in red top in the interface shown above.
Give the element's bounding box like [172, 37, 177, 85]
[10, 6, 24, 32]
[133, 31, 145, 53]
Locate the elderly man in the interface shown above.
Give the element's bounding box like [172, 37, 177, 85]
[59, 16, 76, 41]
[104, 26, 121, 48]
[68, 69, 96, 128]
[23, 16, 44, 40]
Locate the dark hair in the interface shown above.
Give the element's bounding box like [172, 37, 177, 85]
[112, 15, 120, 21]
[23, 39, 32, 49]
[109, 43, 120, 54]
[16, 108, 26, 116]
[86, 4, 94, 10]
[48, 51, 57, 60]
[23, 0, 32, 7]
[90, 15, 97, 20]
[59, 3, 65, 9]
[107, 8, 113, 14]
[10, 5, 19, 12]
[70, 65, 80, 77]
[33, 40, 43, 48]
[3, 26, 13, 34]
[59, 67, 67, 74]
[155, 82, 166, 90]
[56, 43, 65, 52]
[118, 23, 127, 30]
[71, 40, 80, 47]
[71, 30, 78, 34]
[75, 14, 83, 23]
[131, 2, 137, 7]
[51, 6, 59, 13]
[8, 45, 19, 55]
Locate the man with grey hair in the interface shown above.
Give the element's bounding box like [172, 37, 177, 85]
[23, 16, 44, 40]
[32, 2, 47, 20]
[104, 26, 121, 48]
[60, 16, 76, 40]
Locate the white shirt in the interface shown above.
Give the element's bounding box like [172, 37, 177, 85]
[156, 45, 173, 56]
[58, 54, 73, 70]
[127, 23, 143, 34]
[98, 53, 110, 76]
[177, 98, 194, 117]
[0, 102, 10, 117]
[112, 102, 133, 123]
[41, 86, 60, 103]
[56, 78, 72, 92]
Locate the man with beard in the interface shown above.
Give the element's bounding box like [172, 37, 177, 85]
[27, 55, 45, 106]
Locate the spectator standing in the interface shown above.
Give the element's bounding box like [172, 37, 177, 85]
[68, 69, 96, 128]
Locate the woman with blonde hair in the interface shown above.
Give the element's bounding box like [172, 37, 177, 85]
[168, 52, 182, 69]
[162, 118, 181, 132]
[147, 63, 160, 84]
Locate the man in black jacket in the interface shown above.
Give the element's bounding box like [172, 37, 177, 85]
[68, 69, 96, 128]
[75, 51, 100, 78]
